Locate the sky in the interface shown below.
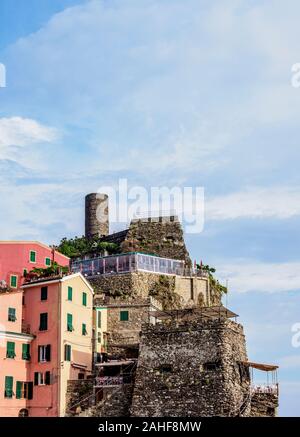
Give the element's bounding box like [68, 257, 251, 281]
[0, 0, 300, 416]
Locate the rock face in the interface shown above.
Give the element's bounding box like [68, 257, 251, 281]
[121, 219, 192, 266]
[131, 319, 251, 417]
[85, 193, 109, 238]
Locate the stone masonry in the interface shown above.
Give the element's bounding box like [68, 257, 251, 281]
[131, 318, 251, 417]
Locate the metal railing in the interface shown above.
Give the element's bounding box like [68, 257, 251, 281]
[251, 383, 279, 395]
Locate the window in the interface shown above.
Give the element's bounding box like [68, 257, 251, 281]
[190, 278, 194, 300]
[6, 342, 16, 359]
[82, 292, 87, 306]
[67, 313, 74, 332]
[120, 310, 129, 321]
[23, 269, 27, 277]
[10, 275, 17, 288]
[78, 373, 84, 380]
[38, 345, 51, 362]
[22, 344, 30, 361]
[39, 313, 48, 331]
[4, 376, 13, 398]
[8, 307, 16, 322]
[34, 372, 44, 386]
[29, 250, 36, 263]
[97, 311, 101, 328]
[97, 332, 101, 343]
[82, 323, 87, 336]
[45, 257, 51, 267]
[41, 286, 48, 301]
[16, 382, 33, 400]
[159, 365, 173, 374]
[64, 344, 71, 361]
[203, 361, 221, 371]
[67, 286, 73, 301]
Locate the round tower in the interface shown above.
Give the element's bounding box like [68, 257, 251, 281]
[85, 193, 109, 239]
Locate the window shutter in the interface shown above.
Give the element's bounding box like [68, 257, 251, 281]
[67, 313, 73, 331]
[45, 344, 51, 362]
[7, 341, 15, 358]
[34, 372, 39, 386]
[22, 343, 30, 360]
[68, 286, 73, 301]
[82, 292, 87, 306]
[27, 382, 33, 400]
[45, 371, 51, 385]
[41, 286, 48, 301]
[5, 376, 13, 398]
[64, 344, 71, 361]
[16, 381, 22, 399]
[38, 346, 41, 362]
[120, 310, 129, 321]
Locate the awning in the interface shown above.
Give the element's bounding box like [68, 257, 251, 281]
[71, 362, 88, 370]
[241, 361, 278, 371]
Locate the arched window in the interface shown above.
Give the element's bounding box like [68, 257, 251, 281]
[18, 409, 29, 417]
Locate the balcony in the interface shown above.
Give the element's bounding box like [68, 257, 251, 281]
[21, 322, 31, 335]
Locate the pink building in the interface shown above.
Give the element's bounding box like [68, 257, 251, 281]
[0, 241, 70, 289]
[0, 289, 34, 417]
[0, 273, 94, 417]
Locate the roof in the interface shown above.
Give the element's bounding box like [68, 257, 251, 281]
[0, 241, 70, 260]
[241, 361, 279, 371]
[22, 272, 94, 292]
[150, 305, 238, 320]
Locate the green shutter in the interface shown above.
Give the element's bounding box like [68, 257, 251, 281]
[16, 381, 22, 399]
[39, 313, 48, 331]
[82, 323, 87, 335]
[67, 313, 73, 331]
[45, 257, 51, 266]
[98, 311, 101, 328]
[22, 344, 30, 360]
[8, 307, 16, 321]
[68, 286, 73, 301]
[30, 251, 36, 262]
[6, 342, 15, 358]
[10, 276, 17, 288]
[5, 376, 13, 398]
[64, 344, 71, 361]
[82, 292, 87, 306]
[120, 310, 129, 321]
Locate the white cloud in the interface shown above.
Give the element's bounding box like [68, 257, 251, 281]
[217, 260, 300, 293]
[0, 116, 57, 148]
[206, 187, 300, 220]
[0, 116, 58, 168]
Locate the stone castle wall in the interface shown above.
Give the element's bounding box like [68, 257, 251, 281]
[131, 319, 250, 417]
[121, 220, 192, 266]
[250, 392, 279, 417]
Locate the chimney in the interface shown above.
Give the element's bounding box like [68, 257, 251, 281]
[85, 193, 109, 239]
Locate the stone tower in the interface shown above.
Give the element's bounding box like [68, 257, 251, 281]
[85, 193, 109, 239]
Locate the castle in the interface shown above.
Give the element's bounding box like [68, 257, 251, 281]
[0, 193, 279, 417]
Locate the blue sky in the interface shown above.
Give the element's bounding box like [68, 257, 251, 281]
[0, 0, 300, 416]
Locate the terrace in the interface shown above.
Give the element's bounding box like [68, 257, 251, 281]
[71, 252, 209, 278]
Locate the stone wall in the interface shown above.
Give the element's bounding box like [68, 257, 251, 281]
[121, 220, 192, 266]
[131, 319, 250, 417]
[66, 379, 94, 416]
[250, 392, 279, 417]
[85, 193, 109, 238]
[94, 385, 134, 417]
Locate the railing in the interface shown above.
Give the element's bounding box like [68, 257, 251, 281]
[71, 252, 209, 279]
[251, 384, 279, 395]
[95, 375, 132, 387]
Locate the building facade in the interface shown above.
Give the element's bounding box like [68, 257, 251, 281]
[0, 273, 93, 417]
[0, 241, 70, 290]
